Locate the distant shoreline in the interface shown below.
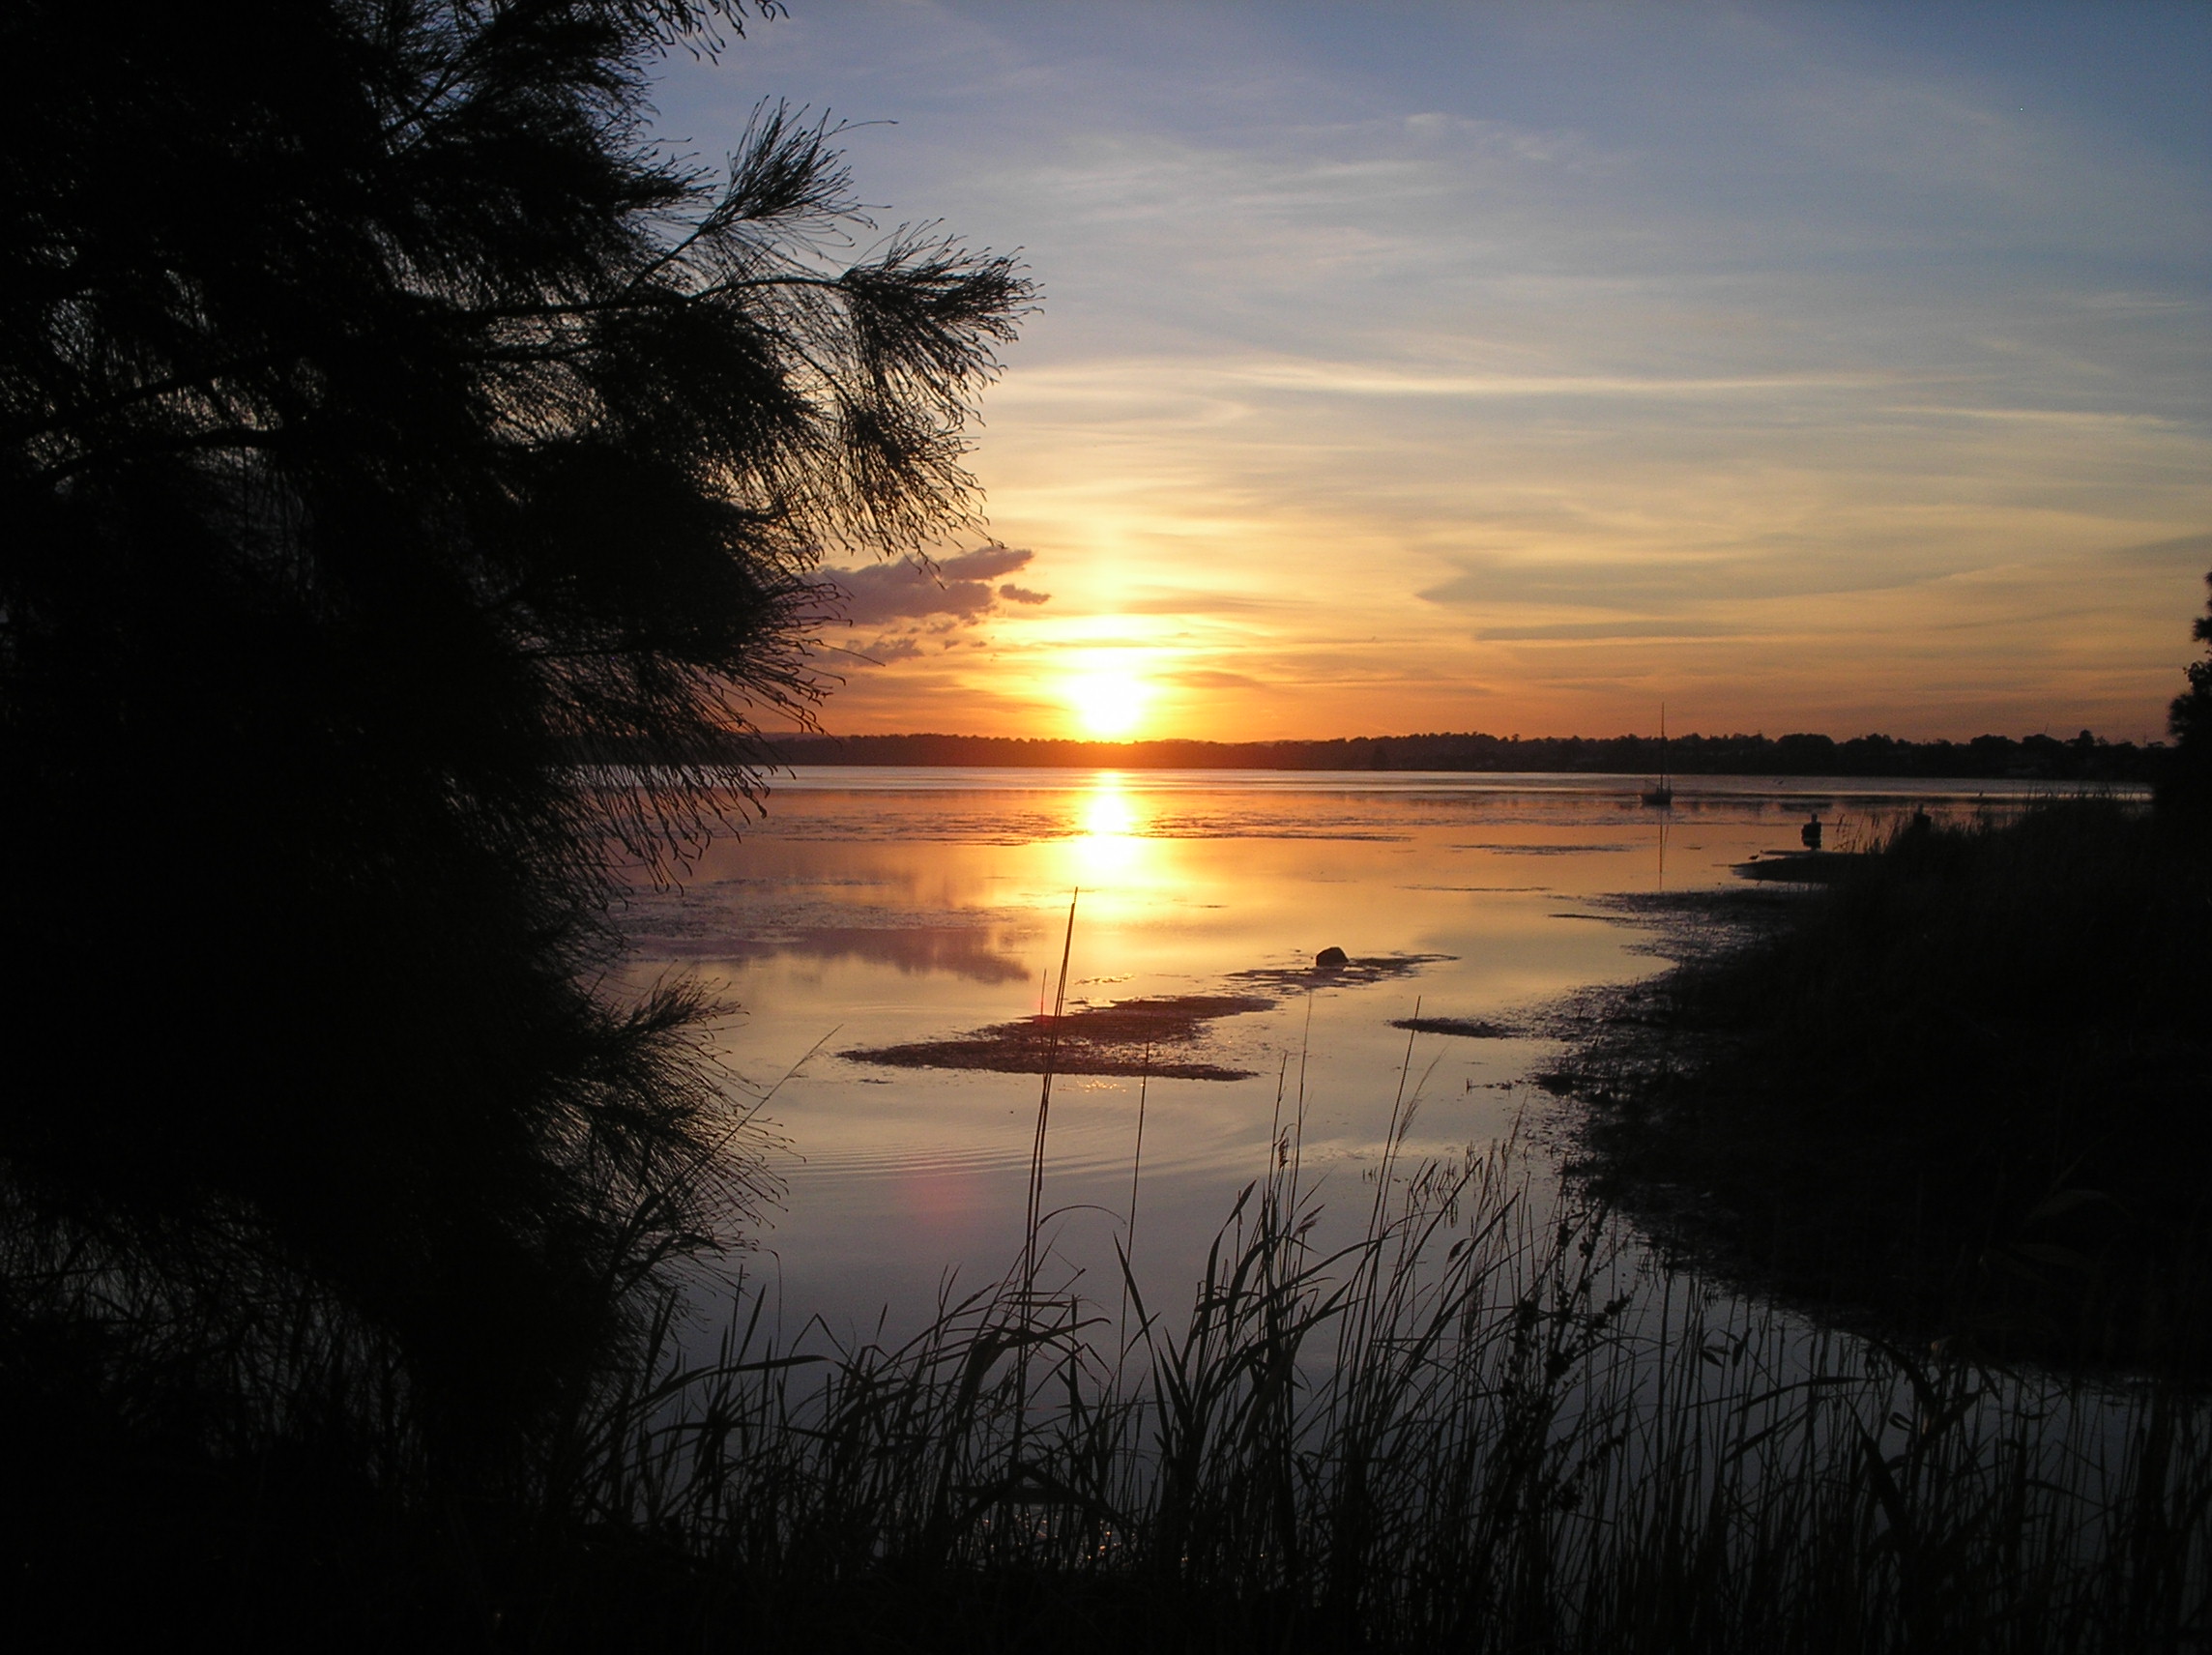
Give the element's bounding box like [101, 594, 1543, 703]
[751, 729, 2161, 784]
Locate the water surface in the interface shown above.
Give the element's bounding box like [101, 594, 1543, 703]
[619, 768, 2053, 1333]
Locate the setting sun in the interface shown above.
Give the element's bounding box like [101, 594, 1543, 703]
[1064, 669, 1150, 739]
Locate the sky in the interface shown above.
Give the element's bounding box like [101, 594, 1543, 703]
[654, 2, 2212, 743]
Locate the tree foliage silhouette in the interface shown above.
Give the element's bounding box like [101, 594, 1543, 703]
[0, 0, 1031, 1468]
[2166, 572, 2212, 828]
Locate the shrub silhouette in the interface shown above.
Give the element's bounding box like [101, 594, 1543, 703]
[2164, 570, 2212, 829]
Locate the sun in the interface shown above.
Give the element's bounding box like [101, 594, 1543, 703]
[1064, 670, 1150, 739]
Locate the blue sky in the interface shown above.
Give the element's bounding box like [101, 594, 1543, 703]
[655, 1, 2211, 740]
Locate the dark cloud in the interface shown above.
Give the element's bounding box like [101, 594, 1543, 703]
[828, 563, 994, 624]
[850, 634, 926, 664]
[998, 583, 1051, 604]
[823, 545, 1045, 624]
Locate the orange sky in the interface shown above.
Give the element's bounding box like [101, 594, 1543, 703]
[661, 3, 2212, 743]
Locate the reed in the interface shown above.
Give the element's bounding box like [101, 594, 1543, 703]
[550, 1109, 2210, 1652]
[12, 1071, 2205, 1648]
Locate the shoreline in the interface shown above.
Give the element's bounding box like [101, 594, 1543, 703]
[1550, 798, 2212, 1379]
[739, 729, 2164, 786]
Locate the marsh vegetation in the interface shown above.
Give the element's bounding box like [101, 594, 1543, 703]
[1567, 797, 2212, 1379]
[18, 1102, 2205, 1651]
[539, 1118, 2209, 1654]
[8, 0, 2208, 1641]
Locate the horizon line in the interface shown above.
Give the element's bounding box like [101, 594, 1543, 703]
[762, 728, 2163, 749]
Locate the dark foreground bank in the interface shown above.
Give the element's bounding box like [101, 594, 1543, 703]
[14, 1131, 2208, 1653]
[1563, 797, 2212, 1378]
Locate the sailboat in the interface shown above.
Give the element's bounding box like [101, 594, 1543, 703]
[1641, 704, 1674, 808]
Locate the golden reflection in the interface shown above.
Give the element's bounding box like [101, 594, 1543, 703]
[1082, 774, 1138, 837]
[1071, 771, 1152, 882]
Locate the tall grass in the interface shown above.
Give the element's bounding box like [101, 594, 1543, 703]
[13, 1054, 2204, 1649]
[554, 1109, 2210, 1652]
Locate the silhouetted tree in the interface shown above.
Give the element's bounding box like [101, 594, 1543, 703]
[0, 0, 1030, 1488]
[2165, 572, 2212, 829]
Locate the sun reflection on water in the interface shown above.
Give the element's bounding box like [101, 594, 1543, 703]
[1069, 771, 1151, 883]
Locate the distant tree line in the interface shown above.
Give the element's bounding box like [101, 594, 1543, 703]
[760, 728, 2162, 781]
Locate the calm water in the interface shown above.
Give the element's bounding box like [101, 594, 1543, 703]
[619, 768, 2054, 1335]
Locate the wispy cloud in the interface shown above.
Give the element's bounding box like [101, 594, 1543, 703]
[662, 2, 2212, 740]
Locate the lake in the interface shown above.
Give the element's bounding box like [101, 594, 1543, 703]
[618, 767, 2056, 1338]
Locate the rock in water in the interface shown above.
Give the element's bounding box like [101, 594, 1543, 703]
[1315, 946, 1349, 969]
